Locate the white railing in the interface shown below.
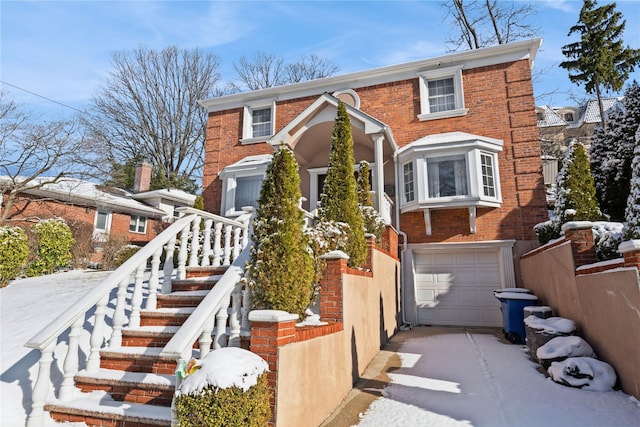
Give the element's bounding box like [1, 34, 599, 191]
[24, 208, 252, 427]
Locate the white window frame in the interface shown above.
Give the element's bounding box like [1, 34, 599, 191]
[417, 65, 468, 121]
[94, 210, 112, 233]
[129, 215, 147, 234]
[398, 134, 502, 213]
[308, 163, 377, 212]
[219, 156, 272, 217]
[241, 99, 276, 144]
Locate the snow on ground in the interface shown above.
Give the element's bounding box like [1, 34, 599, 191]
[2, 273, 640, 427]
[356, 332, 640, 427]
[1, 270, 110, 427]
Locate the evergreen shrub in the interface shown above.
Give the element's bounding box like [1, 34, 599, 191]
[247, 144, 316, 318]
[319, 101, 367, 267]
[26, 219, 74, 277]
[112, 245, 141, 268]
[356, 161, 385, 241]
[0, 226, 29, 286]
[174, 371, 271, 427]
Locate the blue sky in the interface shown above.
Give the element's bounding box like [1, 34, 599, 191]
[1, 0, 639, 120]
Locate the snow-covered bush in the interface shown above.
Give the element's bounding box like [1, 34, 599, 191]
[548, 357, 617, 392]
[0, 226, 29, 286]
[111, 244, 141, 268]
[247, 145, 316, 318]
[356, 161, 385, 242]
[175, 348, 271, 427]
[534, 220, 562, 245]
[592, 221, 623, 260]
[25, 219, 74, 277]
[318, 101, 367, 267]
[622, 125, 640, 240]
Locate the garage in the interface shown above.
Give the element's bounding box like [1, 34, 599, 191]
[413, 247, 505, 327]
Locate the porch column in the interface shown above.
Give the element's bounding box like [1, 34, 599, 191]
[372, 133, 385, 214]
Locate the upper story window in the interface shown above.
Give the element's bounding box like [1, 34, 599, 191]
[242, 100, 276, 144]
[398, 132, 503, 213]
[564, 112, 575, 122]
[129, 215, 147, 234]
[219, 155, 272, 217]
[417, 66, 468, 121]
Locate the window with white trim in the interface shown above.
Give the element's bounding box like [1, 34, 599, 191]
[94, 210, 111, 233]
[417, 66, 467, 121]
[398, 132, 502, 212]
[129, 215, 147, 234]
[219, 155, 272, 216]
[242, 100, 276, 143]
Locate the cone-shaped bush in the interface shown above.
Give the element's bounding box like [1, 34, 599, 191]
[247, 144, 315, 318]
[318, 101, 367, 267]
[623, 127, 640, 240]
[356, 161, 385, 241]
[554, 141, 602, 224]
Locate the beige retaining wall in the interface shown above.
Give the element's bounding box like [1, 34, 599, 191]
[520, 239, 640, 398]
[274, 247, 401, 427]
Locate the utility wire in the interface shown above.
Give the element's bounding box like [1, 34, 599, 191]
[1, 80, 89, 115]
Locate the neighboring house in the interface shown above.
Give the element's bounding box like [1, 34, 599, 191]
[0, 165, 196, 261]
[199, 39, 548, 328]
[536, 97, 622, 188]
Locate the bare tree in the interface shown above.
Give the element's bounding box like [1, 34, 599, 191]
[230, 51, 340, 92]
[88, 46, 223, 192]
[444, 0, 539, 51]
[0, 89, 91, 225]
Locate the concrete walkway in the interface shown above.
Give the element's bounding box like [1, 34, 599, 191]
[320, 326, 502, 427]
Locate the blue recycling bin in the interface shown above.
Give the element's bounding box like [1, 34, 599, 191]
[494, 289, 538, 344]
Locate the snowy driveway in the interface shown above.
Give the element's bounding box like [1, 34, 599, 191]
[351, 328, 639, 427]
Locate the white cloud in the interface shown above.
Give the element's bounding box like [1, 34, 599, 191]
[539, 0, 576, 14]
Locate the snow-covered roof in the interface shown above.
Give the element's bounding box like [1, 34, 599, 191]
[537, 106, 567, 127]
[133, 188, 197, 205]
[1, 176, 166, 217]
[219, 154, 273, 178]
[568, 97, 621, 128]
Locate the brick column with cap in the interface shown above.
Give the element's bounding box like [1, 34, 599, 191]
[618, 240, 640, 269]
[248, 310, 299, 426]
[561, 221, 598, 268]
[318, 251, 349, 323]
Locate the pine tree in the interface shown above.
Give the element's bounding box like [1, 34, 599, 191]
[318, 101, 367, 267]
[247, 144, 315, 318]
[560, 0, 640, 128]
[623, 126, 640, 240]
[554, 141, 602, 224]
[590, 81, 640, 220]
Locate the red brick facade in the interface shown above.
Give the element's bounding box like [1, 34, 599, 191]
[203, 57, 547, 244]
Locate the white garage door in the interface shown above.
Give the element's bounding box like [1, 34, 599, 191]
[414, 248, 503, 327]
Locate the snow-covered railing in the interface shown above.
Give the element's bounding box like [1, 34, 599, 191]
[161, 245, 251, 387]
[24, 208, 251, 427]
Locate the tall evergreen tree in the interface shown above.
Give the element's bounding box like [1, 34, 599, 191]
[246, 145, 315, 318]
[623, 126, 640, 240]
[590, 81, 640, 220]
[318, 101, 367, 267]
[560, 0, 640, 128]
[554, 141, 602, 224]
[356, 161, 373, 208]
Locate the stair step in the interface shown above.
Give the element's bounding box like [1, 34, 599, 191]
[170, 274, 222, 292]
[156, 290, 209, 308]
[121, 326, 180, 347]
[46, 393, 171, 427]
[185, 265, 228, 278]
[75, 369, 175, 406]
[100, 347, 180, 375]
[140, 307, 195, 327]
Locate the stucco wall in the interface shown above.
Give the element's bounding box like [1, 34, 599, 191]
[520, 243, 640, 398]
[274, 248, 400, 427]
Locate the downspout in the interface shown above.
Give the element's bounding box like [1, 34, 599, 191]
[393, 150, 412, 330]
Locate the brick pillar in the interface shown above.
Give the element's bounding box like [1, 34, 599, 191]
[318, 251, 349, 323]
[381, 225, 399, 258]
[561, 221, 597, 267]
[248, 310, 299, 426]
[364, 234, 376, 271]
[618, 240, 640, 269]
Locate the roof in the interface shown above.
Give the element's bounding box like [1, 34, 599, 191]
[199, 38, 542, 112]
[536, 106, 567, 127]
[579, 98, 621, 124]
[133, 188, 197, 205]
[1, 176, 166, 217]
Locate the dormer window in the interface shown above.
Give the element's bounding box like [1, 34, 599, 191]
[241, 100, 276, 144]
[417, 66, 468, 121]
[564, 112, 574, 122]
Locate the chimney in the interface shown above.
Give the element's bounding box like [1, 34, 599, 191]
[133, 162, 152, 193]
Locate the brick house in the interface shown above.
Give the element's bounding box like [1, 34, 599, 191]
[1, 165, 196, 262]
[199, 39, 548, 328]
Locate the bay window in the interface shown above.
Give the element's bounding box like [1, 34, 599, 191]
[219, 155, 271, 216]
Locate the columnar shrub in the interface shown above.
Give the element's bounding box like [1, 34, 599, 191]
[0, 226, 29, 286]
[623, 126, 640, 240]
[26, 219, 75, 276]
[318, 101, 367, 267]
[247, 144, 316, 318]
